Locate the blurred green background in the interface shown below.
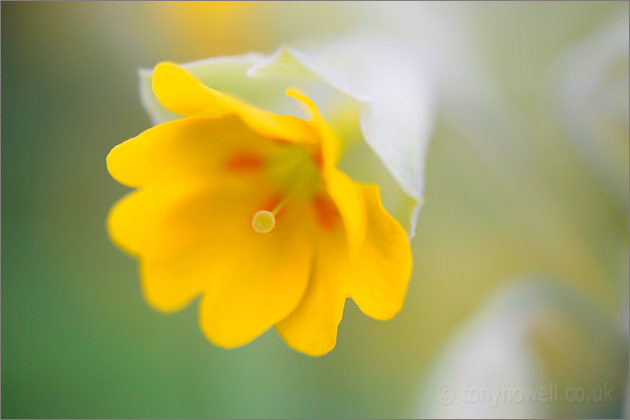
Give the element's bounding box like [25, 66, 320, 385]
[2, 2, 628, 418]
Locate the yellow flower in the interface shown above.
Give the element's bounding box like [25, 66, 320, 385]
[107, 62, 412, 356]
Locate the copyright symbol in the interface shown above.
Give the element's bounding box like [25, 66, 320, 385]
[439, 385, 454, 405]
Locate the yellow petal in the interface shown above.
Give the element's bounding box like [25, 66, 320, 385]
[285, 88, 340, 165]
[107, 115, 273, 188]
[275, 225, 348, 357]
[110, 174, 315, 335]
[107, 184, 195, 260]
[198, 200, 315, 348]
[139, 253, 206, 313]
[347, 185, 412, 321]
[108, 182, 259, 311]
[325, 169, 367, 257]
[287, 88, 367, 256]
[277, 184, 411, 356]
[152, 62, 318, 144]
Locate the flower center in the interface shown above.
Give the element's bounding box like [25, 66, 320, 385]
[251, 144, 322, 234]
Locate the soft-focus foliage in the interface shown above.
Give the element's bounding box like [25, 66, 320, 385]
[2, 2, 628, 419]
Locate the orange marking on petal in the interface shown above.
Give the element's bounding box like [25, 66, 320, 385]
[262, 194, 283, 212]
[312, 149, 324, 169]
[313, 194, 338, 230]
[225, 153, 263, 172]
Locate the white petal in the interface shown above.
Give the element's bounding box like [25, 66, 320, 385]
[415, 279, 627, 419]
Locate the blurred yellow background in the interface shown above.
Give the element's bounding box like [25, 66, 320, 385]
[2, 2, 628, 418]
